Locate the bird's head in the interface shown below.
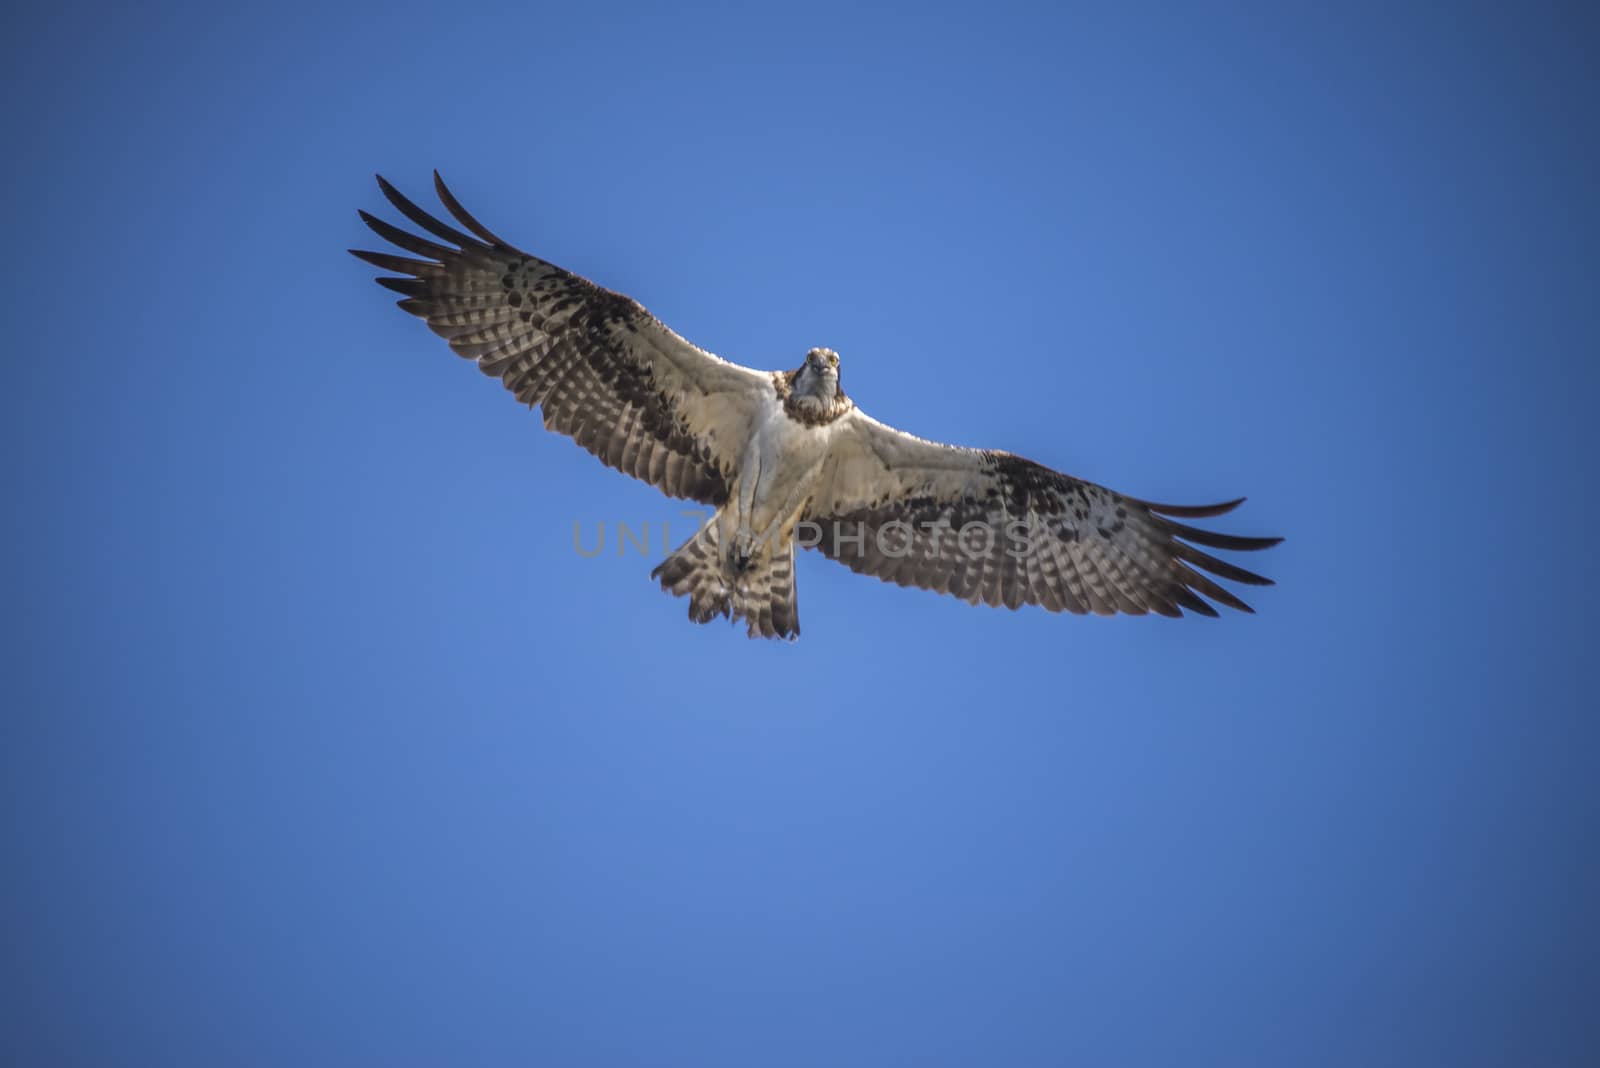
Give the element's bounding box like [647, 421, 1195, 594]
[795, 347, 842, 399]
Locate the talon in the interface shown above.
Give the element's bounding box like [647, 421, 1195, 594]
[727, 530, 756, 575]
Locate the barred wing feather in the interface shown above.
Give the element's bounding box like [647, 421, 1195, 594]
[350, 173, 769, 505]
[807, 411, 1281, 616]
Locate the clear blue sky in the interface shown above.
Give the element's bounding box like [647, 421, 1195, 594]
[6, 3, 1597, 1065]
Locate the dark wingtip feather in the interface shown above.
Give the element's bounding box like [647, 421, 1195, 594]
[1143, 496, 1246, 519]
[1176, 563, 1257, 612]
[374, 276, 428, 296]
[1174, 542, 1275, 587]
[358, 209, 454, 261]
[349, 248, 437, 275]
[433, 171, 514, 249]
[1134, 495, 1280, 612]
[376, 174, 484, 249]
[1159, 518, 1284, 552]
[1169, 586, 1221, 617]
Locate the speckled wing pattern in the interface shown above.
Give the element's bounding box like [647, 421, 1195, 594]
[807, 412, 1281, 616]
[350, 174, 769, 505]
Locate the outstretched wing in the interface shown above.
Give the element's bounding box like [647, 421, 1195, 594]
[805, 411, 1282, 617]
[350, 173, 770, 504]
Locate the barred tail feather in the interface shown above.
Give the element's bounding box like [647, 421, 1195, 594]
[763, 538, 800, 640]
[651, 519, 800, 640]
[652, 521, 732, 625]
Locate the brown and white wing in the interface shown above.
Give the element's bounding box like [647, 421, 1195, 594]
[805, 410, 1282, 616]
[350, 173, 770, 505]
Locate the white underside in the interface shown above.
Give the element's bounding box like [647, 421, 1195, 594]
[722, 390, 840, 559]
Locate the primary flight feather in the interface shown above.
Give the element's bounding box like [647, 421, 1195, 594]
[351, 173, 1281, 640]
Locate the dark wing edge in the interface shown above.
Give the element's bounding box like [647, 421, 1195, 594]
[1123, 493, 1282, 615]
[807, 418, 1283, 618]
[349, 172, 766, 505]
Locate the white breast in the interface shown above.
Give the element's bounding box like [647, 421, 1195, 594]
[736, 394, 839, 536]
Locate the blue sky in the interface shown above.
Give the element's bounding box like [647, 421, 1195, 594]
[5, 2, 1597, 1065]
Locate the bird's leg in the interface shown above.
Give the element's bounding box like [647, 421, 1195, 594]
[727, 528, 757, 577]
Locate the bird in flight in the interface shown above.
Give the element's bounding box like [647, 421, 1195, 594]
[351, 173, 1281, 640]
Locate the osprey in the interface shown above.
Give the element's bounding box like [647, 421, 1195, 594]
[352, 174, 1281, 640]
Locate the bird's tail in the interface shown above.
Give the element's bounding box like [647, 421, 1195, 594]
[652, 518, 800, 640]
